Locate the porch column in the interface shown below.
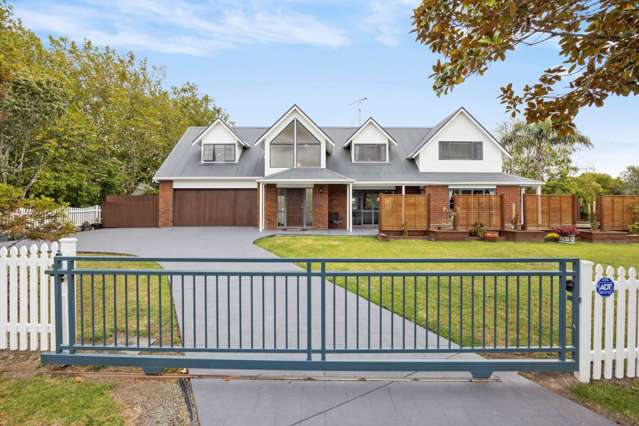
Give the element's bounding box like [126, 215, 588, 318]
[347, 183, 353, 232]
[258, 182, 264, 231]
[536, 185, 542, 230]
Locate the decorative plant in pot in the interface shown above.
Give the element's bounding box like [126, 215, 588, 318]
[470, 222, 485, 238]
[554, 225, 580, 244]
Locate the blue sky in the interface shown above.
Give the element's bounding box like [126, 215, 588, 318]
[13, 0, 639, 176]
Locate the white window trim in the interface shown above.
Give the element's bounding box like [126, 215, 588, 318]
[438, 141, 483, 161]
[352, 141, 389, 164]
[201, 142, 238, 164]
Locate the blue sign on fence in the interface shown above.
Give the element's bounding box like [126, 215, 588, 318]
[596, 277, 615, 297]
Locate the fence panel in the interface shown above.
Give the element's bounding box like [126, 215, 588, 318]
[379, 194, 429, 232]
[524, 194, 577, 230]
[598, 195, 639, 231]
[66, 206, 101, 227]
[101, 195, 158, 228]
[0, 242, 59, 351]
[576, 261, 639, 382]
[453, 195, 502, 231]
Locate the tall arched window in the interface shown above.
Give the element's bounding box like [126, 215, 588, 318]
[270, 119, 321, 168]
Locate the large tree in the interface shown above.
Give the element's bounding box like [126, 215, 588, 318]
[621, 165, 639, 194]
[413, 0, 639, 134]
[499, 119, 591, 181]
[0, 2, 228, 206]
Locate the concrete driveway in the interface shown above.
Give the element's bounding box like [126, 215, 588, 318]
[74, 227, 611, 426]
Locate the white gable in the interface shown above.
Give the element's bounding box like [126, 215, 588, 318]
[195, 120, 245, 163]
[345, 118, 397, 147]
[415, 111, 505, 173]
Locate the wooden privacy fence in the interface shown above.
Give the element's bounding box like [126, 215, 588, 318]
[379, 194, 429, 232]
[524, 194, 577, 230]
[453, 194, 502, 231]
[598, 195, 639, 231]
[101, 195, 158, 228]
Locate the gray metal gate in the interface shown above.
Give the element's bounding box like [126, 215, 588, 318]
[42, 257, 579, 378]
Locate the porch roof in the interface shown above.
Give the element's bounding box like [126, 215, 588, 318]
[257, 168, 354, 184]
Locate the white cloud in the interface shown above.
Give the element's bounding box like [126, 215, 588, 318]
[13, 0, 350, 56]
[363, 0, 419, 47]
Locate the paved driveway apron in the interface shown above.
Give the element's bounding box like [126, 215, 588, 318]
[76, 228, 611, 426]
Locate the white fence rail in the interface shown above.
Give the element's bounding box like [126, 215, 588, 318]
[66, 206, 101, 227]
[0, 238, 76, 352]
[577, 261, 639, 382]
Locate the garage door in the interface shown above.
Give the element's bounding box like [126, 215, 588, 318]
[173, 189, 257, 226]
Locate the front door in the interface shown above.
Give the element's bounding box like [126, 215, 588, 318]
[286, 188, 305, 227]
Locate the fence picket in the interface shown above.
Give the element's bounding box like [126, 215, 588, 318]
[8, 247, 18, 350]
[615, 267, 627, 378]
[591, 265, 604, 379]
[603, 266, 615, 379]
[28, 245, 39, 350]
[629, 268, 639, 377]
[39, 243, 50, 351]
[0, 248, 7, 349]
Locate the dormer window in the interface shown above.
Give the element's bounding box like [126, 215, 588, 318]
[202, 143, 235, 163]
[270, 119, 321, 168]
[439, 141, 483, 160]
[354, 144, 387, 162]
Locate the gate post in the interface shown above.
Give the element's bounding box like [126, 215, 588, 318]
[575, 260, 594, 383]
[306, 261, 312, 361]
[59, 238, 77, 354]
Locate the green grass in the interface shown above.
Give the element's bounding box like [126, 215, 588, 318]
[74, 255, 180, 347]
[256, 236, 639, 349]
[571, 379, 639, 423]
[0, 376, 124, 425]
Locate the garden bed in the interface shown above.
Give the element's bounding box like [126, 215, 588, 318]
[580, 231, 639, 243]
[501, 230, 546, 242]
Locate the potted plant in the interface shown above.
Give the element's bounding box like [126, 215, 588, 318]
[470, 222, 485, 238]
[554, 225, 580, 244]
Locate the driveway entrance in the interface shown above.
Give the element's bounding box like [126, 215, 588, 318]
[67, 227, 611, 426]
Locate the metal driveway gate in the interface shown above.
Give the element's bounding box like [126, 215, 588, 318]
[42, 257, 579, 378]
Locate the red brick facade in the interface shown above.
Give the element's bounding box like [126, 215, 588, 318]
[312, 184, 329, 229]
[328, 184, 347, 229]
[264, 184, 278, 230]
[496, 185, 521, 230]
[158, 181, 173, 227]
[423, 185, 449, 228]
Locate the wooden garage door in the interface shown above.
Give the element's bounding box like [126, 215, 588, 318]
[173, 189, 257, 226]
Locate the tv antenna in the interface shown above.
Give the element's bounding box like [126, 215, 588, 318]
[350, 97, 368, 125]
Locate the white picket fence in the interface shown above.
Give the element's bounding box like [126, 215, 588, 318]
[576, 261, 639, 382]
[66, 206, 101, 227]
[0, 238, 76, 351]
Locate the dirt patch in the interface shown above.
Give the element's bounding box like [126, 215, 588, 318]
[0, 351, 191, 425]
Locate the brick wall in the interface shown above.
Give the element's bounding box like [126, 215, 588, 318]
[264, 184, 278, 230]
[328, 184, 347, 229]
[313, 185, 329, 229]
[158, 181, 173, 227]
[423, 185, 449, 228]
[496, 185, 521, 229]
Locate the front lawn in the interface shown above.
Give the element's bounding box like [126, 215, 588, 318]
[0, 376, 123, 425]
[256, 237, 639, 348]
[75, 255, 180, 347]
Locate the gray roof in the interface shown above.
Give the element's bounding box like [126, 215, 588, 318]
[259, 168, 353, 182]
[154, 124, 540, 186]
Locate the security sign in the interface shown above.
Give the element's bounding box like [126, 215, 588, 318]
[596, 277, 615, 297]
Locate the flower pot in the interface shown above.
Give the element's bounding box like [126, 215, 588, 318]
[558, 235, 576, 244]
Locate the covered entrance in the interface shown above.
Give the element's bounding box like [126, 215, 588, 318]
[277, 187, 313, 228]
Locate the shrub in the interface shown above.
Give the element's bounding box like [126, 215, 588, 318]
[554, 225, 580, 237]
[470, 222, 485, 237]
[544, 232, 560, 242]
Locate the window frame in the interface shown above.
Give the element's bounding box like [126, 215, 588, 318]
[438, 141, 483, 161]
[269, 118, 322, 169]
[353, 143, 388, 163]
[202, 143, 236, 163]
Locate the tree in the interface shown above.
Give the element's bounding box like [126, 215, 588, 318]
[0, 76, 68, 193]
[621, 165, 639, 194]
[413, 0, 639, 134]
[0, 3, 228, 206]
[499, 119, 591, 181]
[0, 183, 74, 246]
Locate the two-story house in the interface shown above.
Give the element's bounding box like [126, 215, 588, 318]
[153, 105, 542, 231]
